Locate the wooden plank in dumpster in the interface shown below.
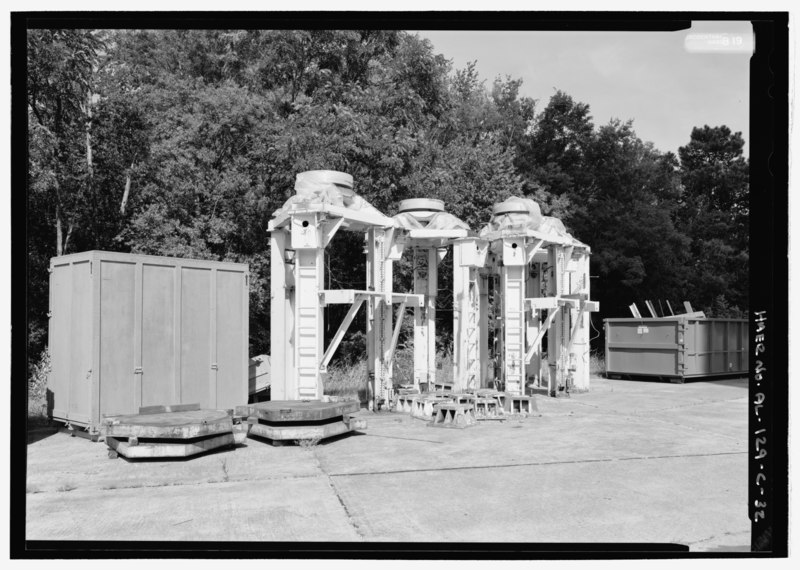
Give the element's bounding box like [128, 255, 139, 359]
[48, 250, 249, 432]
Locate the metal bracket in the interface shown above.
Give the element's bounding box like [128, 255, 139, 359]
[134, 367, 143, 374]
[526, 239, 545, 265]
[321, 217, 345, 247]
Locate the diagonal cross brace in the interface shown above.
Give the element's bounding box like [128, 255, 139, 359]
[566, 302, 589, 353]
[385, 302, 408, 368]
[320, 294, 367, 371]
[524, 305, 561, 364]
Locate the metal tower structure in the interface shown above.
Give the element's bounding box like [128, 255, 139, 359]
[392, 199, 470, 392]
[268, 171, 421, 409]
[480, 198, 599, 396]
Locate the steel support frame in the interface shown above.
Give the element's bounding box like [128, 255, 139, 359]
[270, 211, 398, 407]
[453, 241, 485, 392]
[485, 234, 596, 397]
[366, 227, 394, 410]
[568, 252, 592, 391]
[269, 229, 295, 400]
[547, 244, 568, 396]
[412, 247, 438, 390]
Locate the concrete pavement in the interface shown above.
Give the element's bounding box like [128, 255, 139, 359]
[25, 376, 750, 550]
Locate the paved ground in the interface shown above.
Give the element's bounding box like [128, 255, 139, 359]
[25, 375, 751, 550]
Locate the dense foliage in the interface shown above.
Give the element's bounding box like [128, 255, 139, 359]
[26, 29, 749, 368]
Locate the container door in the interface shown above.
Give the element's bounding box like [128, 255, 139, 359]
[693, 320, 711, 375]
[67, 260, 94, 424]
[140, 263, 177, 407]
[215, 270, 247, 410]
[49, 263, 73, 421]
[99, 260, 137, 417]
[180, 267, 213, 408]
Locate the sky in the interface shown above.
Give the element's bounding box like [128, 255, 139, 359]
[417, 21, 753, 156]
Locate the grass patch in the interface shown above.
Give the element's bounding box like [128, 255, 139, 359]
[324, 359, 368, 401]
[28, 350, 51, 426]
[590, 351, 606, 377]
[323, 347, 456, 401]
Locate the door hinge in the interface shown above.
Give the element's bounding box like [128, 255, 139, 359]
[134, 367, 143, 374]
[211, 363, 219, 370]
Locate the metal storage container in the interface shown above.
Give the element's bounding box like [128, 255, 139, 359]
[48, 251, 249, 431]
[604, 317, 748, 381]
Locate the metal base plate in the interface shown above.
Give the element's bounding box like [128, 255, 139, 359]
[104, 410, 233, 440]
[246, 415, 367, 444]
[237, 400, 360, 423]
[106, 433, 235, 459]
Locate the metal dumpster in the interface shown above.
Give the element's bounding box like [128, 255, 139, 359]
[604, 317, 748, 382]
[48, 250, 250, 431]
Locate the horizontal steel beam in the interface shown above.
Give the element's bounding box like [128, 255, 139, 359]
[320, 289, 423, 307]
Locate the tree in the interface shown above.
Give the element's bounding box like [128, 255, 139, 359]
[570, 119, 690, 317]
[27, 29, 105, 256]
[678, 125, 749, 314]
[30, 28, 743, 370]
[522, 90, 595, 198]
[27, 29, 107, 361]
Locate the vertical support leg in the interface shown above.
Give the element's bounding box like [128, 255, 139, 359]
[369, 228, 393, 410]
[365, 232, 375, 408]
[502, 264, 526, 395]
[571, 253, 591, 391]
[294, 248, 324, 400]
[270, 229, 293, 400]
[413, 248, 429, 390]
[452, 242, 479, 392]
[465, 268, 481, 391]
[548, 245, 568, 395]
[426, 248, 438, 388]
[452, 244, 464, 389]
[525, 263, 541, 392]
[479, 272, 489, 388]
[489, 272, 502, 388]
[381, 239, 394, 405]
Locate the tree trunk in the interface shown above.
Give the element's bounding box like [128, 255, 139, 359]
[120, 161, 134, 215]
[56, 203, 63, 257]
[84, 93, 97, 245]
[85, 94, 94, 177]
[63, 223, 74, 255]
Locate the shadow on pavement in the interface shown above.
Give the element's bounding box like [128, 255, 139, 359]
[27, 427, 59, 445]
